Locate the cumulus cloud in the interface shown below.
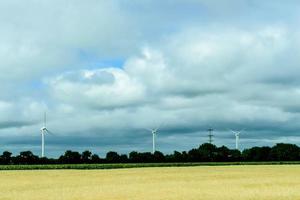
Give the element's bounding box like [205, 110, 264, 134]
[1, 0, 300, 156]
[47, 26, 300, 133]
[48, 68, 146, 109]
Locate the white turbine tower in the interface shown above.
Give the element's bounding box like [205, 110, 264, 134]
[40, 112, 53, 157]
[230, 130, 243, 150]
[147, 123, 163, 154]
[151, 128, 158, 154]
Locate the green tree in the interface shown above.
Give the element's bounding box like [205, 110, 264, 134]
[59, 150, 81, 164]
[91, 154, 101, 163]
[0, 151, 12, 164]
[81, 150, 92, 163]
[106, 151, 120, 163]
[270, 143, 300, 161]
[15, 151, 39, 164]
[153, 151, 165, 162]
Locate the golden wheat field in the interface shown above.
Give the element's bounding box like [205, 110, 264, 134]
[0, 165, 299, 200]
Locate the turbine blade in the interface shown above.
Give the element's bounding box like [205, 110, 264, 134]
[45, 129, 55, 136]
[44, 111, 47, 127]
[228, 129, 236, 133]
[156, 122, 165, 131]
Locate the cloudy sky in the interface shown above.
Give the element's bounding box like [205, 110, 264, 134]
[1, 0, 300, 157]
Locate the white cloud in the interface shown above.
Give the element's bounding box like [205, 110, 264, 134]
[45, 25, 300, 135]
[49, 68, 146, 109]
[1, 1, 300, 156]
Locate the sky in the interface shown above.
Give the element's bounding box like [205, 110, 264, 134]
[1, 0, 300, 157]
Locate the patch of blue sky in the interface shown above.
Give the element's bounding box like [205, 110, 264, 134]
[28, 79, 44, 89]
[77, 49, 125, 69]
[23, 50, 125, 97]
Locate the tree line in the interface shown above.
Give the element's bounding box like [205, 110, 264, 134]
[0, 143, 300, 165]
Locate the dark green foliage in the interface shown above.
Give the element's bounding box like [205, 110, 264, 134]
[129, 151, 140, 163]
[216, 146, 230, 162]
[59, 150, 81, 164]
[153, 151, 165, 162]
[228, 149, 242, 161]
[91, 154, 101, 163]
[198, 143, 218, 161]
[120, 154, 129, 163]
[242, 146, 271, 161]
[1, 161, 300, 171]
[128, 151, 164, 163]
[106, 151, 120, 163]
[0, 143, 300, 166]
[81, 150, 92, 163]
[270, 143, 300, 161]
[166, 151, 183, 162]
[0, 151, 12, 164]
[13, 151, 39, 164]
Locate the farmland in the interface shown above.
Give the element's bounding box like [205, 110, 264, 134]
[0, 161, 300, 170]
[0, 165, 299, 200]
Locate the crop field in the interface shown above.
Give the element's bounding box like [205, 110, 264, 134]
[1, 161, 300, 170]
[0, 165, 299, 200]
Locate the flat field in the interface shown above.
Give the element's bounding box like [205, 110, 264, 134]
[0, 165, 299, 200]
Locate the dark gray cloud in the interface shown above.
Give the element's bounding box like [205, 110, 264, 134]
[1, 1, 300, 157]
[0, 121, 35, 129]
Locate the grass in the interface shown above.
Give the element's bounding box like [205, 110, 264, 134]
[0, 165, 299, 200]
[0, 161, 300, 170]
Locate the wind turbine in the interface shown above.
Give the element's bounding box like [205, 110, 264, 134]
[40, 112, 53, 157]
[230, 129, 243, 150]
[151, 128, 158, 154]
[146, 123, 163, 154]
